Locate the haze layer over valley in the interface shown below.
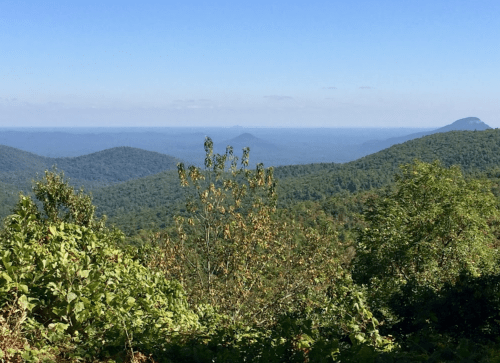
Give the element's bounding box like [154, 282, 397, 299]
[0, 117, 488, 166]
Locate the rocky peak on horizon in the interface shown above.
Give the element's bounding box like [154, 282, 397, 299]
[361, 117, 492, 154]
[440, 117, 491, 131]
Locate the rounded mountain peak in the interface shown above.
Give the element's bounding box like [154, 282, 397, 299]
[230, 133, 260, 142]
[442, 117, 491, 131]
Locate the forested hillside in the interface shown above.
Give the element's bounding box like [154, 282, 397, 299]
[0, 180, 21, 220]
[0, 145, 180, 191]
[91, 170, 184, 234]
[53, 147, 180, 183]
[277, 129, 500, 203]
[359, 116, 491, 154]
[97, 129, 500, 233]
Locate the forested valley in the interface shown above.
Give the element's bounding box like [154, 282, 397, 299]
[2, 129, 500, 362]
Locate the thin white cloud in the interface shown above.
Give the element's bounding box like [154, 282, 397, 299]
[263, 95, 293, 101]
[173, 99, 211, 103]
[170, 98, 213, 110]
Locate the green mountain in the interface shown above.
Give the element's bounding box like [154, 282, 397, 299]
[277, 128, 500, 203]
[90, 170, 184, 234]
[52, 147, 180, 183]
[0, 146, 182, 222]
[360, 117, 491, 154]
[0, 145, 181, 190]
[0, 180, 22, 220]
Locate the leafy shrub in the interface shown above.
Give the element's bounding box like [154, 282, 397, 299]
[354, 160, 499, 298]
[148, 138, 395, 362]
[0, 171, 198, 360]
[158, 273, 395, 363]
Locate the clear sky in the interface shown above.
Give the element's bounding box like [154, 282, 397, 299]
[1, 0, 499, 128]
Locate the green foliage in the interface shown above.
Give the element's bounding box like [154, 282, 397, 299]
[0, 171, 198, 360]
[154, 137, 340, 326]
[144, 138, 395, 361]
[174, 137, 278, 320]
[160, 274, 395, 363]
[354, 160, 499, 294]
[32, 171, 102, 229]
[389, 272, 500, 343]
[0, 297, 60, 362]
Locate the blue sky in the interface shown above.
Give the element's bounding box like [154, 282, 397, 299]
[1, 0, 499, 127]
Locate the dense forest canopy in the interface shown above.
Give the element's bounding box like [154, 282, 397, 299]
[94, 129, 500, 233]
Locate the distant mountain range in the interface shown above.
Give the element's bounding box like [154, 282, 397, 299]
[0, 130, 207, 162]
[360, 117, 491, 154]
[0, 117, 490, 189]
[215, 133, 278, 154]
[0, 126, 437, 165]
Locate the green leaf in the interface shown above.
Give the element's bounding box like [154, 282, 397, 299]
[0, 170, 199, 355]
[74, 301, 85, 313]
[105, 292, 115, 304]
[18, 284, 29, 294]
[18, 294, 29, 309]
[78, 270, 90, 278]
[48, 322, 69, 332]
[67, 292, 77, 303]
[1, 272, 12, 283]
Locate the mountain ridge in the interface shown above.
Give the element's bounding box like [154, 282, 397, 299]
[0, 145, 181, 190]
[361, 117, 491, 153]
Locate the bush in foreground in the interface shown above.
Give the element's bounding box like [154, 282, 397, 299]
[0, 172, 198, 361]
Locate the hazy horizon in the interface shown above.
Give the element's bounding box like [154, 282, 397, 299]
[2, 1, 499, 128]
